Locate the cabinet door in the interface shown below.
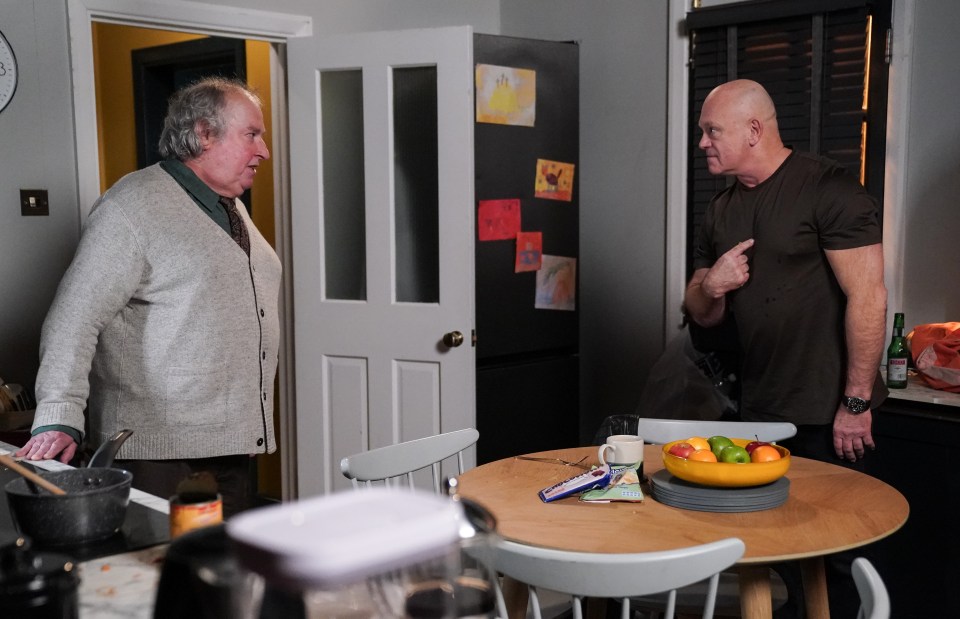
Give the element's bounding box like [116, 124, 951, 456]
[477, 356, 579, 464]
[288, 27, 476, 495]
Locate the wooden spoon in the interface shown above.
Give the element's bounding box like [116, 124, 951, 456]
[0, 454, 67, 495]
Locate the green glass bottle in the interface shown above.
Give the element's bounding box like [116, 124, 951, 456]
[886, 312, 908, 389]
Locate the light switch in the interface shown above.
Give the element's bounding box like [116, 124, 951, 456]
[20, 189, 49, 216]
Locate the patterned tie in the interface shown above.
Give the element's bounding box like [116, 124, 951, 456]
[219, 196, 250, 256]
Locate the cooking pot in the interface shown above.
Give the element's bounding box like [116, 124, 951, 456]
[3, 430, 134, 546]
[5, 468, 133, 546]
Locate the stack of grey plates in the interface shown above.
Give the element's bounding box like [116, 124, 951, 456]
[650, 469, 790, 512]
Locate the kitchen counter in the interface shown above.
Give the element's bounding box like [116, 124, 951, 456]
[883, 368, 960, 408]
[77, 544, 168, 618]
[0, 441, 170, 618]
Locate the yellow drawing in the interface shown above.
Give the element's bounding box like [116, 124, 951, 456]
[476, 64, 536, 127]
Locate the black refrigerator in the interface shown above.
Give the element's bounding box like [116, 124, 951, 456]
[473, 34, 580, 464]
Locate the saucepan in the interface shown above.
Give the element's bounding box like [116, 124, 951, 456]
[3, 429, 134, 546]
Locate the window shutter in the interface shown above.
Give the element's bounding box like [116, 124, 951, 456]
[685, 0, 887, 277]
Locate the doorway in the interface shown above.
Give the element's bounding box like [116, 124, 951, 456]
[90, 21, 282, 500]
[69, 1, 309, 500]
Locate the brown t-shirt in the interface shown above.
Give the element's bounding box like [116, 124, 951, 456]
[693, 151, 886, 425]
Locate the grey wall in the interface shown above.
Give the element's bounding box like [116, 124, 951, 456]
[499, 1, 669, 441]
[0, 1, 79, 389]
[899, 0, 960, 328]
[196, 0, 500, 35]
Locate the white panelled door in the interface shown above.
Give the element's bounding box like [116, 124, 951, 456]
[287, 27, 476, 496]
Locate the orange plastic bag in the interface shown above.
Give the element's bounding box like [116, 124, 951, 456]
[910, 322, 960, 392]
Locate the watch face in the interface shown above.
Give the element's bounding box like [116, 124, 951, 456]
[0, 30, 18, 114]
[844, 396, 869, 414]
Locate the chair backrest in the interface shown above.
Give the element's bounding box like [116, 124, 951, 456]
[632, 417, 797, 445]
[491, 537, 745, 619]
[853, 557, 891, 619]
[339, 428, 480, 493]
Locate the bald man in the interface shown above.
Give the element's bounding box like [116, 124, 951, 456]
[685, 79, 887, 464]
[684, 80, 888, 617]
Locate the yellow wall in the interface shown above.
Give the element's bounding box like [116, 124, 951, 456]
[92, 24, 281, 499]
[245, 40, 275, 245]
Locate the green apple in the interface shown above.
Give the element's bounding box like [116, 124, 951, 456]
[718, 445, 750, 463]
[707, 435, 734, 457]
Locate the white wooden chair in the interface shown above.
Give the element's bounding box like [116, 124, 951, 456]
[339, 428, 479, 493]
[632, 417, 797, 445]
[853, 557, 891, 619]
[491, 537, 745, 619]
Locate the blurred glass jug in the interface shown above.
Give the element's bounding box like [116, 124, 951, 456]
[215, 486, 498, 619]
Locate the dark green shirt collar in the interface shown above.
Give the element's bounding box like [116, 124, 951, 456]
[160, 159, 232, 236]
[160, 159, 222, 213]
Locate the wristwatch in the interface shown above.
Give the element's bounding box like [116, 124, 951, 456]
[841, 395, 871, 414]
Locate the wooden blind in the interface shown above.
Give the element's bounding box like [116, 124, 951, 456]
[685, 0, 889, 276]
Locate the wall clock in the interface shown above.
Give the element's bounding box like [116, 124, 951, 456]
[0, 29, 18, 114]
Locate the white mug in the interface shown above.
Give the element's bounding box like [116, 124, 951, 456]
[598, 434, 644, 473]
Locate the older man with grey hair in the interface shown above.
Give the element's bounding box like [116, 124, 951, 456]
[18, 77, 281, 517]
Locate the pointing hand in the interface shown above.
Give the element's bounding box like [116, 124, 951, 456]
[701, 239, 754, 298]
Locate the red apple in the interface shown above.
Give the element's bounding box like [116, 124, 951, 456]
[745, 436, 771, 454]
[668, 442, 696, 459]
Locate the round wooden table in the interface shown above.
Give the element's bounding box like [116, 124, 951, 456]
[456, 445, 909, 619]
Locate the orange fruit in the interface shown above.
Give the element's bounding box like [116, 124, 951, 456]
[750, 445, 781, 463]
[689, 449, 718, 462]
[685, 436, 711, 451]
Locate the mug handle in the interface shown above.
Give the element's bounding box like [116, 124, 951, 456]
[598, 444, 614, 467]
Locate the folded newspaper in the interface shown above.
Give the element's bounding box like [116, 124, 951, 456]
[579, 465, 644, 503]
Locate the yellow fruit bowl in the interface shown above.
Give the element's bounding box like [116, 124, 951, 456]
[661, 438, 791, 488]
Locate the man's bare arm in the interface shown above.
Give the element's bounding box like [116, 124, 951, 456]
[825, 242, 887, 460]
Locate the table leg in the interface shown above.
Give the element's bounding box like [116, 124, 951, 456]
[738, 565, 773, 619]
[800, 557, 830, 619]
[585, 597, 607, 619]
[502, 576, 529, 619]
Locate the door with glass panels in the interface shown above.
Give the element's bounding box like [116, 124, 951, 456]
[288, 27, 476, 495]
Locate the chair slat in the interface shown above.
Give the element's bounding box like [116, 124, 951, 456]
[492, 537, 745, 619]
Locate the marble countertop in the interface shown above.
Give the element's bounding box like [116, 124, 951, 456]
[883, 369, 960, 408]
[77, 544, 169, 618]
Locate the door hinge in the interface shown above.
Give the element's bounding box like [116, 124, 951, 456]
[884, 27, 892, 64]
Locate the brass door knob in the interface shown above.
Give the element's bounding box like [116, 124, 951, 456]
[443, 331, 464, 348]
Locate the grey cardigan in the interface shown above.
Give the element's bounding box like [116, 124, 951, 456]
[32, 164, 282, 459]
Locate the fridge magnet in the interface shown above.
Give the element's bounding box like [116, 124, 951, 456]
[535, 255, 577, 311]
[477, 198, 521, 241]
[534, 159, 575, 202]
[475, 64, 536, 127]
[515, 231, 542, 272]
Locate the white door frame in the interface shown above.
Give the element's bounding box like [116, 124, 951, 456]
[65, 0, 312, 499]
